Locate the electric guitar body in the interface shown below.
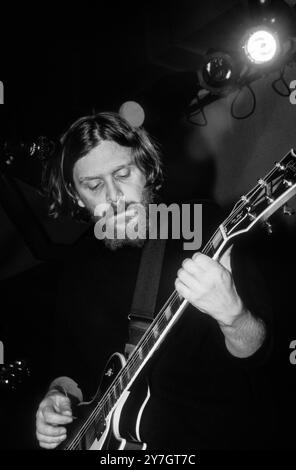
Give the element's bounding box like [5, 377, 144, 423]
[59, 353, 149, 450]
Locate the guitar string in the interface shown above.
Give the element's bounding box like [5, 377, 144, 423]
[66, 157, 295, 448]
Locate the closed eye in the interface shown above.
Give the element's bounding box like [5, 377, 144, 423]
[88, 181, 103, 191]
[114, 168, 131, 179]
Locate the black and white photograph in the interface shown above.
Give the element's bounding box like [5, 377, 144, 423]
[1, 0, 296, 460]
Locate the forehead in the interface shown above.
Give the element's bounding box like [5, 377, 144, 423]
[73, 140, 133, 180]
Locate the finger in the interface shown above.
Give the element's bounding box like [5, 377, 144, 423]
[181, 258, 204, 276]
[175, 279, 194, 304]
[36, 431, 66, 444]
[37, 421, 67, 437]
[177, 267, 201, 291]
[192, 252, 218, 269]
[39, 441, 60, 450]
[42, 406, 73, 426]
[55, 397, 72, 415]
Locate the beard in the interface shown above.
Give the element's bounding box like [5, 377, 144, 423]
[93, 187, 155, 251]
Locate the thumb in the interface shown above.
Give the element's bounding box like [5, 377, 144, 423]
[54, 395, 72, 416]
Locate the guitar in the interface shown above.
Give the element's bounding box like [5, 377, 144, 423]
[59, 149, 296, 450]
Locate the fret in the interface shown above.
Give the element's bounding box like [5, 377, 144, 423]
[118, 374, 123, 389]
[122, 367, 131, 386]
[157, 314, 168, 333]
[164, 303, 173, 321]
[152, 325, 159, 339]
[205, 242, 216, 258]
[109, 387, 117, 406]
[147, 330, 156, 349]
[114, 382, 121, 401]
[174, 292, 183, 308]
[141, 338, 150, 358]
[137, 346, 144, 360]
[211, 229, 224, 250]
[102, 401, 109, 418]
[132, 350, 143, 371]
[124, 364, 131, 382]
[128, 358, 139, 378]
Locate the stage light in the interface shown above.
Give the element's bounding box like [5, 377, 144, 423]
[191, 0, 296, 123]
[197, 52, 239, 95]
[242, 26, 280, 65]
[119, 101, 145, 127]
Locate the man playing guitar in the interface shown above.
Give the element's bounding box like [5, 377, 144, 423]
[35, 112, 272, 450]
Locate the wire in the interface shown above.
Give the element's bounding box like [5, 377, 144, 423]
[271, 65, 291, 97]
[187, 108, 208, 127]
[186, 94, 208, 126]
[230, 84, 256, 119]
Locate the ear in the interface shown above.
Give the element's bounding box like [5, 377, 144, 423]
[76, 197, 85, 208]
[67, 182, 85, 208]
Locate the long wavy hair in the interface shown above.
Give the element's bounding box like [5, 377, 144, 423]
[43, 112, 163, 221]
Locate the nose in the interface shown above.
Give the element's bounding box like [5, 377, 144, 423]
[106, 178, 123, 204]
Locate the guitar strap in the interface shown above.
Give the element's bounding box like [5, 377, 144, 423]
[125, 238, 166, 357]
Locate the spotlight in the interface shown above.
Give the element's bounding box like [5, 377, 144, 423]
[198, 52, 239, 95]
[242, 26, 280, 65]
[119, 101, 145, 127]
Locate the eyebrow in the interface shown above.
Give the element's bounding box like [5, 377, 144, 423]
[79, 164, 132, 182]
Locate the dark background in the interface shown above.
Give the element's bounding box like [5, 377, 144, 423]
[0, 0, 296, 450]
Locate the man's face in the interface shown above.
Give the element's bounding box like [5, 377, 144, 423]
[73, 140, 151, 249]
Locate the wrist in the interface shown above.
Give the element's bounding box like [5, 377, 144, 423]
[218, 303, 250, 329]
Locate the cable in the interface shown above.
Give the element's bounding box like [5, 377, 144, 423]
[230, 84, 256, 119]
[271, 65, 291, 97]
[186, 94, 208, 127]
